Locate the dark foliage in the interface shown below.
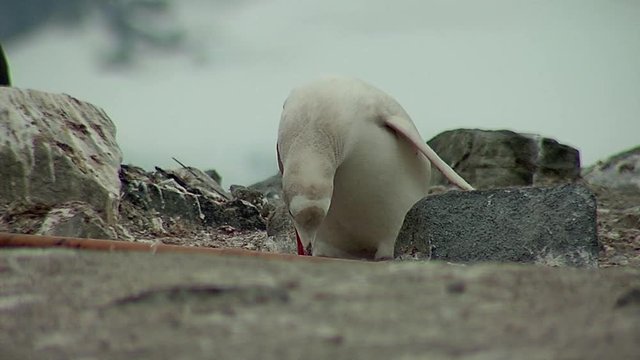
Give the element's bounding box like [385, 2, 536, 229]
[0, 44, 9, 86]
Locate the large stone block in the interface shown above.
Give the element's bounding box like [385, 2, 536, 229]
[0, 88, 122, 225]
[396, 184, 599, 267]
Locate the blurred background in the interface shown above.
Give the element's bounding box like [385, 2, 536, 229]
[2, 0, 639, 186]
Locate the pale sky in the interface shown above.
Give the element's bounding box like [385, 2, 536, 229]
[6, 0, 640, 186]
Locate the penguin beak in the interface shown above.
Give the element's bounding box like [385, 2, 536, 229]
[294, 226, 316, 256]
[288, 200, 328, 256]
[294, 229, 309, 255]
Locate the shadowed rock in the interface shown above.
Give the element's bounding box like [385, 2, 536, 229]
[119, 165, 266, 232]
[428, 129, 580, 189]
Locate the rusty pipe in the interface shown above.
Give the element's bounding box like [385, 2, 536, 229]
[0, 232, 349, 263]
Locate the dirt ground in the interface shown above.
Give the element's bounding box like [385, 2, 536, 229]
[1, 248, 638, 360]
[588, 184, 640, 267]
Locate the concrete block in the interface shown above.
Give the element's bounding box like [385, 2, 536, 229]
[396, 184, 599, 267]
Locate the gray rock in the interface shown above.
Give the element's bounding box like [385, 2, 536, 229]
[263, 234, 297, 254]
[230, 185, 273, 218]
[1, 248, 637, 360]
[264, 202, 297, 254]
[120, 165, 207, 224]
[0, 201, 117, 240]
[36, 202, 117, 239]
[205, 198, 266, 230]
[583, 146, 640, 191]
[428, 129, 580, 189]
[249, 173, 283, 204]
[119, 165, 266, 231]
[165, 166, 231, 201]
[266, 203, 293, 237]
[204, 169, 222, 185]
[396, 184, 599, 267]
[0, 203, 50, 235]
[0, 88, 122, 226]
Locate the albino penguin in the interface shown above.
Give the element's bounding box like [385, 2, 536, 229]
[277, 76, 473, 260]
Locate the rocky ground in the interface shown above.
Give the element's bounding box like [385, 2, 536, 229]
[2, 248, 638, 360]
[112, 181, 640, 268]
[588, 184, 640, 267]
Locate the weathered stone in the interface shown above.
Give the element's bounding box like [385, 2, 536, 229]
[427, 129, 580, 189]
[230, 185, 273, 218]
[164, 166, 231, 201]
[204, 198, 266, 230]
[266, 203, 293, 237]
[120, 165, 206, 223]
[36, 202, 117, 239]
[119, 165, 266, 231]
[249, 174, 283, 204]
[263, 234, 297, 254]
[583, 146, 640, 192]
[0, 88, 122, 225]
[264, 202, 297, 254]
[396, 184, 599, 267]
[204, 169, 222, 185]
[0, 201, 116, 239]
[1, 202, 53, 235]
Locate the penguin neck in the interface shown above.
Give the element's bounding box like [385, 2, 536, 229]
[285, 150, 337, 181]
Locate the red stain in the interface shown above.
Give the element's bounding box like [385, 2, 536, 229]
[295, 229, 307, 256]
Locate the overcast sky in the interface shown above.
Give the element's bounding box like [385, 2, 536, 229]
[6, 0, 640, 186]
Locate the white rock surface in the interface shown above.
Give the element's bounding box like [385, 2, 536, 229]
[0, 88, 122, 225]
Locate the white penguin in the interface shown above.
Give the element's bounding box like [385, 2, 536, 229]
[277, 76, 473, 260]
